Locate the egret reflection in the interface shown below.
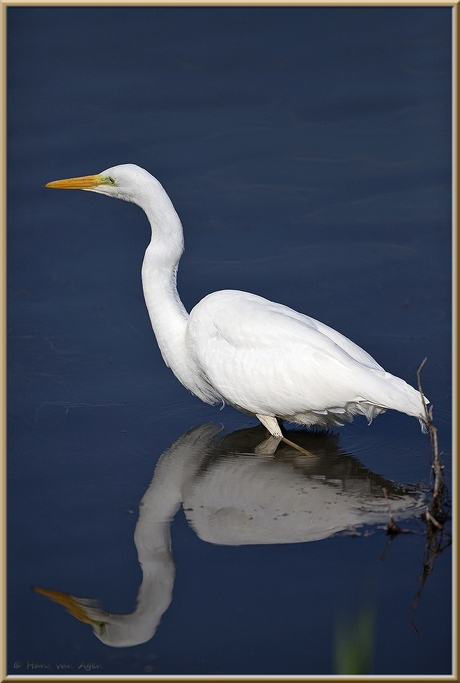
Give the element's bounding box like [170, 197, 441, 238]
[34, 424, 424, 647]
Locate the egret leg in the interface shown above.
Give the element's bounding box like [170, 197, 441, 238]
[256, 414, 283, 437]
[255, 414, 312, 456]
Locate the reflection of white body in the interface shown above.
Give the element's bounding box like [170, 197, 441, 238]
[35, 424, 424, 647]
[183, 454, 421, 545]
[46, 165, 428, 444]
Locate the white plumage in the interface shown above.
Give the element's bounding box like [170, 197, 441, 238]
[46, 164, 428, 440]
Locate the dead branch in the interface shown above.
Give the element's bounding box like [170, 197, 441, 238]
[409, 359, 451, 633]
[417, 358, 446, 518]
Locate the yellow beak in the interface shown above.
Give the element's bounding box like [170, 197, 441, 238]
[33, 585, 104, 626]
[45, 174, 102, 190]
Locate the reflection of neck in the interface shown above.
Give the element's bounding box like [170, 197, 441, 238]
[92, 425, 221, 647]
[105, 526, 176, 647]
[99, 449, 184, 647]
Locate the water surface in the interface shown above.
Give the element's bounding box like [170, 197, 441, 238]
[7, 5, 452, 676]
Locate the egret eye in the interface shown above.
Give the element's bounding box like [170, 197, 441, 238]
[101, 175, 116, 186]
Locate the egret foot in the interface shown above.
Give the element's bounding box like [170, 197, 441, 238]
[280, 435, 314, 456]
[255, 413, 313, 456]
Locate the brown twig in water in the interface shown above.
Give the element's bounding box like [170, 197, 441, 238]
[380, 487, 412, 561]
[409, 515, 451, 634]
[417, 358, 445, 510]
[409, 359, 451, 633]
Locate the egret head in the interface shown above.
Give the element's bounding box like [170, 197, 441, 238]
[45, 164, 157, 205]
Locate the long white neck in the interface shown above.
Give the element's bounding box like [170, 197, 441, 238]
[131, 172, 219, 404]
[140, 185, 191, 384]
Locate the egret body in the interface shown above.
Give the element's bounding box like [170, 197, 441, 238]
[46, 164, 427, 443]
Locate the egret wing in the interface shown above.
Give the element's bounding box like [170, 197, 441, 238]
[186, 290, 389, 417]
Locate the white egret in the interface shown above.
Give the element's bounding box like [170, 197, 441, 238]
[46, 164, 428, 447]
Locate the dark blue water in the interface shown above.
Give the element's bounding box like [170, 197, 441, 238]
[7, 5, 452, 676]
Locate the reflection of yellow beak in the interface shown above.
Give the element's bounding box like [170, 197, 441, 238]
[32, 585, 104, 626]
[45, 174, 102, 190]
